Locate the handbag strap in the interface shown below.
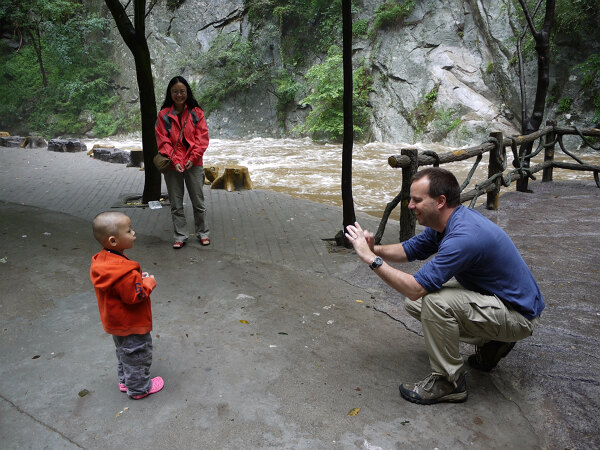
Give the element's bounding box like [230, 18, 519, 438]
[169, 109, 191, 159]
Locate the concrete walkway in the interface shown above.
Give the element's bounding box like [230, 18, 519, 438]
[1, 145, 599, 449]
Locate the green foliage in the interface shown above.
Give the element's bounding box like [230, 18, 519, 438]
[575, 54, 600, 122]
[297, 46, 372, 141]
[575, 54, 600, 89]
[274, 70, 300, 126]
[554, 0, 599, 36]
[433, 108, 462, 135]
[370, 0, 415, 37]
[411, 84, 440, 135]
[556, 97, 572, 114]
[166, 0, 186, 12]
[485, 62, 494, 75]
[245, 0, 343, 66]
[192, 33, 271, 114]
[352, 19, 369, 38]
[0, 3, 123, 137]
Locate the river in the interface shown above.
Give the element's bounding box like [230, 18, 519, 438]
[84, 136, 600, 218]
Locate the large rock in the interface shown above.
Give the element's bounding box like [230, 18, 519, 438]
[0, 136, 24, 147]
[47, 139, 87, 153]
[92, 145, 132, 164]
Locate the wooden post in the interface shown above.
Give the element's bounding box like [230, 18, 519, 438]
[543, 119, 556, 182]
[486, 131, 504, 210]
[399, 149, 418, 241]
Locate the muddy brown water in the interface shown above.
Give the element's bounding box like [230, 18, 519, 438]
[86, 137, 600, 218]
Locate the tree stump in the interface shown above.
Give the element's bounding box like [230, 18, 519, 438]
[210, 166, 253, 191]
[128, 148, 144, 167]
[204, 166, 219, 185]
[22, 136, 48, 148]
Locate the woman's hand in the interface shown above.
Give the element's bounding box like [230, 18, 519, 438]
[175, 163, 185, 173]
[185, 160, 193, 170]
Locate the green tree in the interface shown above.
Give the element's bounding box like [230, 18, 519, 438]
[0, 0, 78, 87]
[298, 46, 372, 142]
[0, 0, 121, 136]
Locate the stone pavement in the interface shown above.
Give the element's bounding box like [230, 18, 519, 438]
[1, 145, 599, 449]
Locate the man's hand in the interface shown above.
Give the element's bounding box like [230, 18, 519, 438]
[175, 163, 185, 173]
[185, 160, 193, 170]
[345, 222, 376, 264]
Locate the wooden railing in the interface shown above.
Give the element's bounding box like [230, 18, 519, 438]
[375, 120, 600, 243]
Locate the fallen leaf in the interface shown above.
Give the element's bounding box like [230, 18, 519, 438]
[240, 320, 249, 324]
[278, 332, 288, 335]
[78, 389, 89, 397]
[355, 300, 364, 303]
[32, 355, 40, 359]
[347, 408, 360, 416]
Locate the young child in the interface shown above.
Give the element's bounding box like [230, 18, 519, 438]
[90, 211, 164, 399]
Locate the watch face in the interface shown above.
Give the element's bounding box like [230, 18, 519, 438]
[370, 256, 383, 269]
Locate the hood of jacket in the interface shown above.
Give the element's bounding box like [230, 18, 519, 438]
[90, 249, 141, 289]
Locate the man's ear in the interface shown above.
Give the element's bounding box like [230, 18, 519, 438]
[436, 195, 447, 209]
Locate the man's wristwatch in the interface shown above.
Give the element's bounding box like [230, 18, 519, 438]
[369, 256, 383, 270]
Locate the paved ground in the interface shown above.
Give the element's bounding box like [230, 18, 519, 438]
[1, 145, 599, 449]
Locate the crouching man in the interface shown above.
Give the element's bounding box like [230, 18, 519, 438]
[345, 168, 544, 405]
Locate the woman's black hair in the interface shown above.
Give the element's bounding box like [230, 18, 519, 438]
[160, 76, 201, 110]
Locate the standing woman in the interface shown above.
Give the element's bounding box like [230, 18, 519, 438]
[155, 76, 210, 249]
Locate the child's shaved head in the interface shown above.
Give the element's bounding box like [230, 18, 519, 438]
[92, 212, 129, 245]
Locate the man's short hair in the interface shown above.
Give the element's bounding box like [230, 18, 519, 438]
[92, 211, 126, 244]
[412, 168, 461, 207]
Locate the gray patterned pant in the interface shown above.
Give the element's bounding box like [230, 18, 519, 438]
[113, 333, 153, 396]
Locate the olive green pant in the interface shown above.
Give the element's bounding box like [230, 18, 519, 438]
[405, 282, 538, 382]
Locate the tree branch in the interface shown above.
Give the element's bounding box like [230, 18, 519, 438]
[517, 0, 540, 38]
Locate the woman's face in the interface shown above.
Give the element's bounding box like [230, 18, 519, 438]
[170, 81, 188, 110]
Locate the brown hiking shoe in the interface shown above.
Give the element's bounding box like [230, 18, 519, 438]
[399, 372, 468, 405]
[468, 341, 516, 372]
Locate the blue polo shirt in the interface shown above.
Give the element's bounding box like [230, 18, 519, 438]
[402, 205, 544, 319]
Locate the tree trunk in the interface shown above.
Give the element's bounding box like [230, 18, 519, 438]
[516, 0, 555, 192]
[104, 0, 161, 203]
[27, 27, 47, 88]
[341, 0, 356, 242]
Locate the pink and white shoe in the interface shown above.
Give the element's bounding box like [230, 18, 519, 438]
[130, 376, 164, 400]
[119, 383, 127, 392]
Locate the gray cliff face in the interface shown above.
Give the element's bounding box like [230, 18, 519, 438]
[106, 0, 595, 145]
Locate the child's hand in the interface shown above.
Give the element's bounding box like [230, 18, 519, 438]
[142, 272, 154, 279]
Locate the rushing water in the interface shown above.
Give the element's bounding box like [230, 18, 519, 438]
[84, 136, 600, 218]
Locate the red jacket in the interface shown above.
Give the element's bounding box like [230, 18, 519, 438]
[155, 105, 209, 168]
[90, 249, 156, 336]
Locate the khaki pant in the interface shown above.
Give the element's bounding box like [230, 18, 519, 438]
[405, 281, 538, 382]
[164, 165, 209, 242]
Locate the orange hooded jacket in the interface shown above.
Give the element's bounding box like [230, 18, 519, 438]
[90, 249, 156, 336]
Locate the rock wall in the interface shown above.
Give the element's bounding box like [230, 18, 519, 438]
[104, 0, 597, 145]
